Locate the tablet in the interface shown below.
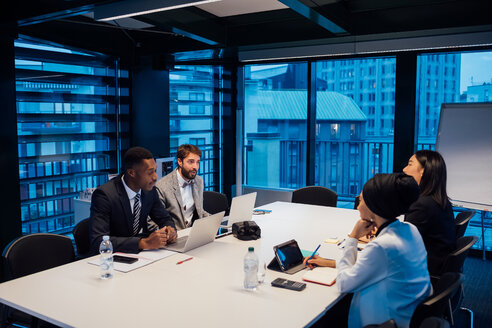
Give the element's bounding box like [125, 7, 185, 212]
[273, 239, 306, 274]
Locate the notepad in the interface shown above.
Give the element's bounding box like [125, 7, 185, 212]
[324, 238, 341, 244]
[302, 267, 337, 286]
[88, 249, 177, 273]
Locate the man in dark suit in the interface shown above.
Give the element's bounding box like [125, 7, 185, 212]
[89, 147, 177, 254]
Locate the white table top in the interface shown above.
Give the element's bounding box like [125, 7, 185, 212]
[0, 201, 361, 328]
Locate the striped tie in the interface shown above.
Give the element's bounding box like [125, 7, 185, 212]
[133, 193, 141, 235]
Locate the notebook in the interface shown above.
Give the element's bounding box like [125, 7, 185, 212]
[302, 267, 337, 286]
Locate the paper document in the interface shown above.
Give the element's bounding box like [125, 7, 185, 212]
[88, 249, 177, 273]
[302, 267, 337, 286]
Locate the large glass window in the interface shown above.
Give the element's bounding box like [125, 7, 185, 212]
[315, 57, 396, 198]
[15, 38, 129, 235]
[416, 50, 492, 148]
[244, 63, 308, 189]
[169, 65, 222, 190]
[416, 50, 492, 249]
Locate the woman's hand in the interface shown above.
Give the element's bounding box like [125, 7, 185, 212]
[349, 219, 376, 240]
[303, 255, 336, 269]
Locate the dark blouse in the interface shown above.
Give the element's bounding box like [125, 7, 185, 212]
[404, 195, 456, 276]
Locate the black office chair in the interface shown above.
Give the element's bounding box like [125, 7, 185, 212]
[418, 317, 450, 328]
[291, 186, 338, 208]
[203, 191, 229, 215]
[439, 236, 478, 275]
[2, 233, 76, 327]
[454, 211, 475, 239]
[410, 272, 463, 328]
[430, 236, 478, 328]
[73, 218, 91, 259]
[364, 319, 397, 328]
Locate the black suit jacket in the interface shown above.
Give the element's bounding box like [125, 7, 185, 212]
[404, 195, 456, 276]
[89, 175, 175, 255]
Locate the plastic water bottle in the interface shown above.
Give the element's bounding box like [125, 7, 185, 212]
[99, 235, 113, 279]
[244, 247, 259, 290]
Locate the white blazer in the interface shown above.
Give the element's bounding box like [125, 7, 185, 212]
[337, 220, 431, 328]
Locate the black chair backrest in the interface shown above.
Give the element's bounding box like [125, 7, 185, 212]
[454, 211, 475, 239]
[203, 191, 229, 215]
[419, 317, 450, 328]
[439, 236, 478, 275]
[410, 272, 463, 328]
[73, 218, 91, 258]
[364, 319, 397, 328]
[291, 186, 338, 207]
[2, 233, 75, 280]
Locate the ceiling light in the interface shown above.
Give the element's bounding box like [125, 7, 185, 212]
[95, 0, 222, 21]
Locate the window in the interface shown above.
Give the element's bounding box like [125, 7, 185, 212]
[189, 105, 205, 115]
[15, 38, 129, 235]
[190, 138, 206, 145]
[169, 65, 223, 190]
[244, 62, 307, 189]
[416, 50, 492, 248]
[189, 92, 205, 101]
[416, 51, 492, 147]
[316, 57, 395, 198]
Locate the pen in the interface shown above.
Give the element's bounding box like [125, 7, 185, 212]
[337, 238, 346, 247]
[305, 244, 321, 267]
[176, 257, 193, 265]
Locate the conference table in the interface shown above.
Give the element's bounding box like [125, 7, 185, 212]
[0, 201, 362, 328]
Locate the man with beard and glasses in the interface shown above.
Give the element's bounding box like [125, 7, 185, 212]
[155, 144, 209, 230]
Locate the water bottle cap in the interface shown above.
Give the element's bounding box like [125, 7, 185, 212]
[103, 235, 110, 241]
[248, 247, 254, 252]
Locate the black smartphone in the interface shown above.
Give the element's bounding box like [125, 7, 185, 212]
[113, 255, 138, 264]
[271, 278, 306, 291]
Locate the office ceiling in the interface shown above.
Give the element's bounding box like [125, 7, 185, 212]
[10, 0, 492, 60]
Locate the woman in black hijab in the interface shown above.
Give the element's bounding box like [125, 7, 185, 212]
[305, 173, 431, 328]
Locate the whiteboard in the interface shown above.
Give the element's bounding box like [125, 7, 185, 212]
[436, 103, 492, 209]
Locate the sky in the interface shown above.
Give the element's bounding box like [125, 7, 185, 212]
[460, 51, 492, 93]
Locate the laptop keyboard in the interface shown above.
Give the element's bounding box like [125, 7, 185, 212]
[172, 236, 188, 248]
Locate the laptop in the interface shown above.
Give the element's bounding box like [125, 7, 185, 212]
[164, 211, 225, 253]
[222, 192, 257, 228]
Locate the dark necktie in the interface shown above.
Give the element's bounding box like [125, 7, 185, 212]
[132, 193, 141, 235]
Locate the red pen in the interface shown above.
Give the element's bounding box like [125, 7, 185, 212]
[176, 257, 193, 265]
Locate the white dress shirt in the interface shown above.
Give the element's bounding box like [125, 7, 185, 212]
[121, 175, 142, 233]
[337, 220, 431, 328]
[176, 170, 195, 227]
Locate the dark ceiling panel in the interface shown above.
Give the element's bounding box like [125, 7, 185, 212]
[347, 0, 492, 35]
[139, 7, 227, 45]
[11, 0, 492, 57]
[13, 0, 107, 22]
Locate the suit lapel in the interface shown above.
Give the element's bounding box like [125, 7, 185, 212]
[115, 176, 134, 233]
[191, 182, 201, 213]
[172, 171, 184, 210]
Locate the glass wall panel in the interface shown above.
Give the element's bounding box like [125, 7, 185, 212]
[15, 38, 129, 235]
[244, 62, 308, 189]
[315, 57, 396, 199]
[169, 65, 223, 190]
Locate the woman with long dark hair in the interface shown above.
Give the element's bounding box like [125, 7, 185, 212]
[403, 150, 456, 276]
